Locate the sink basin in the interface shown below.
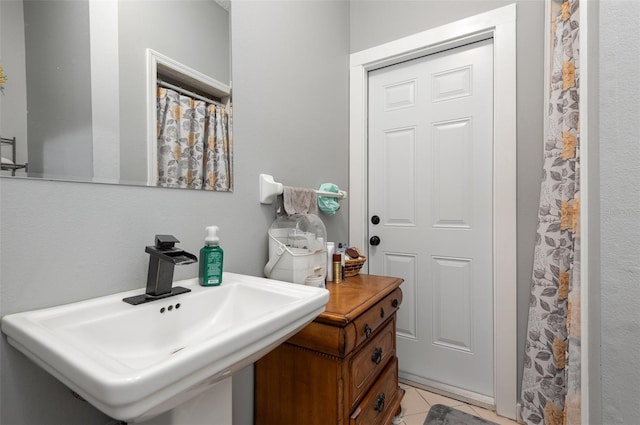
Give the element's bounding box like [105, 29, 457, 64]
[1, 273, 329, 422]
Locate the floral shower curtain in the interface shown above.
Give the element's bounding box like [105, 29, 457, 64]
[520, 1, 581, 424]
[156, 87, 233, 191]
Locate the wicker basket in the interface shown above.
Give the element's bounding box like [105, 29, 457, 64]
[344, 256, 367, 277]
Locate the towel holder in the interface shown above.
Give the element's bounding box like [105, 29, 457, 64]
[259, 173, 347, 205]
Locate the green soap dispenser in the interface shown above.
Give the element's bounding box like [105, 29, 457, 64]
[199, 226, 223, 286]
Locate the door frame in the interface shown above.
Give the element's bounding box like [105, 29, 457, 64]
[348, 4, 517, 419]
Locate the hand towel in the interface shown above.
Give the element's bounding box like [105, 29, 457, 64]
[317, 183, 341, 215]
[283, 186, 318, 215]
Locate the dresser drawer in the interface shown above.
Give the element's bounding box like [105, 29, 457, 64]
[349, 319, 395, 408]
[286, 320, 356, 357]
[350, 356, 400, 425]
[353, 288, 402, 348]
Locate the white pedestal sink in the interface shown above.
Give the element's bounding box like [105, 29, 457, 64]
[1, 273, 329, 423]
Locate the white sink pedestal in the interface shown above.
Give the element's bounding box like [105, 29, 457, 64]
[139, 378, 231, 425]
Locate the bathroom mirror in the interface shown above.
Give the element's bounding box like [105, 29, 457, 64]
[0, 0, 231, 189]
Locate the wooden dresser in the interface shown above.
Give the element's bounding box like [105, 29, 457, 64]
[255, 274, 404, 425]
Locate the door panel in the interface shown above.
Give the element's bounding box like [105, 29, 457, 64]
[384, 79, 417, 111]
[431, 256, 473, 352]
[384, 253, 418, 340]
[368, 39, 494, 397]
[431, 65, 472, 102]
[382, 127, 416, 226]
[431, 118, 473, 228]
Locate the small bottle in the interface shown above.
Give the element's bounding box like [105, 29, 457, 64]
[199, 226, 223, 286]
[332, 253, 342, 284]
[326, 242, 335, 282]
[338, 243, 346, 281]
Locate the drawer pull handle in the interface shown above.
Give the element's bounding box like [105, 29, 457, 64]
[380, 307, 385, 318]
[364, 324, 372, 338]
[392, 298, 399, 308]
[374, 393, 386, 412]
[371, 347, 383, 364]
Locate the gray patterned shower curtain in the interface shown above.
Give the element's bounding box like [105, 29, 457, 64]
[156, 87, 233, 191]
[520, 0, 581, 424]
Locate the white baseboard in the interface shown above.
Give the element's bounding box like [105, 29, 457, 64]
[516, 402, 524, 424]
[399, 374, 494, 410]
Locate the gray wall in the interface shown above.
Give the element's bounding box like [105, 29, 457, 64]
[350, 0, 545, 400]
[6, 1, 638, 424]
[351, 0, 517, 52]
[0, 1, 349, 424]
[23, 0, 94, 180]
[599, 0, 640, 423]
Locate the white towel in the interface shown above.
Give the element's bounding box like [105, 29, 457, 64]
[282, 186, 318, 215]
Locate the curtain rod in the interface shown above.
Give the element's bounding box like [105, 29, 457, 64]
[157, 79, 226, 107]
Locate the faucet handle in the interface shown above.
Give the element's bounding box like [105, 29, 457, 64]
[155, 234, 180, 250]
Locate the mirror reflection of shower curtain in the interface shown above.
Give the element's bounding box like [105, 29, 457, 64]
[156, 87, 232, 191]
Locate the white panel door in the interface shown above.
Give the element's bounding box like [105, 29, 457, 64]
[368, 39, 494, 397]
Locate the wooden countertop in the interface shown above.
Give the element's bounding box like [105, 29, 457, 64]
[315, 274, 404, 326]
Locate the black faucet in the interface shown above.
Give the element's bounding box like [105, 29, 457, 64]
[123, 235, 198, 305]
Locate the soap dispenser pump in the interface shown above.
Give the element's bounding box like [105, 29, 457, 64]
[199, 226, 224, 286]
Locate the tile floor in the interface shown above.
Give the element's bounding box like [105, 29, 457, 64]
[396, 383, 519, 425]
